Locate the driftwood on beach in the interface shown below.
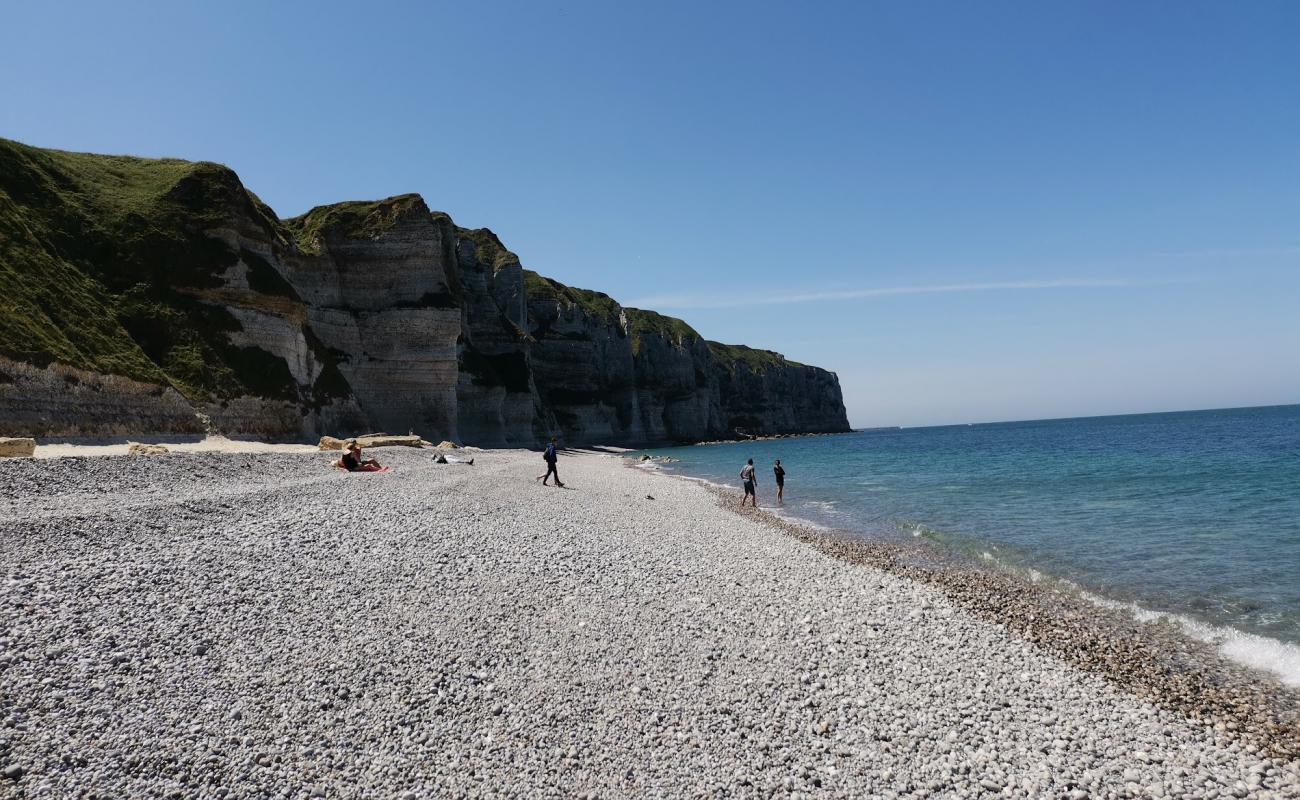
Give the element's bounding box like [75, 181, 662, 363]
[317, 434, 431, 451]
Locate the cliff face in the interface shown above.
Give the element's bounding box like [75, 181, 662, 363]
[0, 139, 850, 444]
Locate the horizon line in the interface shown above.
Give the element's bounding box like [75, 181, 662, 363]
[629, 278, 1140, 310]
[857, 400, 1300, 432]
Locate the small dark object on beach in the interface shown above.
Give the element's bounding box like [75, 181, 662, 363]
[646, 494, 654, 500]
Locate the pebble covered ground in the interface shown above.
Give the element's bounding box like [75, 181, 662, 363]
[1, 448, 1297, 798]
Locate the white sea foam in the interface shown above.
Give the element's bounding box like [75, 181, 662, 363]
[803, 500, 841, 515]
[767, 507, 836, 531]
[950, 546, 1300, 687]
[1075, 589, 1300, 687]
[676, 474, 739, 492]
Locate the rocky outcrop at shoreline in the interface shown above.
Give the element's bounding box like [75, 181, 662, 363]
[0, 138, 850, 445]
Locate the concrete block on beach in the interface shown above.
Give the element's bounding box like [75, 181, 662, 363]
[0, 437, 35, 457]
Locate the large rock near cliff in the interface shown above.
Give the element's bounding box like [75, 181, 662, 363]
[0, 138, 849, 445]
[0, 437, 36, 457]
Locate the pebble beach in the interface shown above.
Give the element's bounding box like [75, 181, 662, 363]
[2, 447, 1298, 798]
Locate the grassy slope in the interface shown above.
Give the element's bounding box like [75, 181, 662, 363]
[284, 194, 427, 254]
[457, 226, 521, 272]
[0, 138, 296, 400]
[623, 307, 700, 355]
[706, 341, 804, 372]
[523, 269, 622, 325]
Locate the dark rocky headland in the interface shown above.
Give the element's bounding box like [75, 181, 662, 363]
[0, 138, 849, 445]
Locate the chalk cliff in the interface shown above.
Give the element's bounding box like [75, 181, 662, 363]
[0, 139, 849, 444]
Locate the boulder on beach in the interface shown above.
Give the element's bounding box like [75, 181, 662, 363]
[437, 441, 458, 450]
[127, 442, 169, 456]
[0, 437, 36, 458]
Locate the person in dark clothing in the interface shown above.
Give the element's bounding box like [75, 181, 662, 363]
[774, 459, 785, 505]
[740, 458, 758, 507]
[536, 437, 565, 487]
[335, 441, 385, 472]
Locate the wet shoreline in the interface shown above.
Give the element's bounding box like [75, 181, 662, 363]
[698, 481, 1300, 762]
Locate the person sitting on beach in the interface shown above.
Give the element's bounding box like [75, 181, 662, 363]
[740, 458, 758, 507]
[536, 436, 564, 487]
[335, 441, 386, 473]
[774, 459, 785, 505]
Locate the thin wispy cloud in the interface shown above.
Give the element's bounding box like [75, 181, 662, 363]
[627, 278, 1137, 310]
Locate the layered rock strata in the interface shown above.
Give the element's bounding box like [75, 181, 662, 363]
[0, 139, 850, 444]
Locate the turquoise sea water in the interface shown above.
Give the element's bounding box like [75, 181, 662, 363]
[642, 405, 1300, 684]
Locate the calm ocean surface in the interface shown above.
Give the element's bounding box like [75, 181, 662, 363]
[642, 405, 1300, 684]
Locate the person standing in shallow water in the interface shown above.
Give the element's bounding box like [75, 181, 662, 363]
[740, 458, 758, 507]
[536, 437, 564, 487]
[773, 459, 785, 505]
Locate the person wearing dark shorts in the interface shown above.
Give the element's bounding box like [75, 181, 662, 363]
[740, 458, 758, 508]
[774, 459, 785, 505]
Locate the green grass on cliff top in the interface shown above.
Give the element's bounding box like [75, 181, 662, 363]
[285, 193, 428, 254]
[523, 269, 623, 324]
[520, 266, 799, 371]
[0, 137, 297, 400]
[457, 226, 521, 272]
[624, 307, 700, 355]
[707, 341, 804, 372]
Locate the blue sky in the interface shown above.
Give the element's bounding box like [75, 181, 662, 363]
[3, 1, 1298, 427]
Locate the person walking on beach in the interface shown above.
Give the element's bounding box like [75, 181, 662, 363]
[740, 458, 758, 507]
[536, 437, 565, 487]
[773, 459, 785, 505]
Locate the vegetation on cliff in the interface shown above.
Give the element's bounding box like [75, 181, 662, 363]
[457, 226, 521, 272]
[0, 138, 297, 401]
[707, 341, 804, 373]
[523, 270, 623, 326]
[285, 194, 428, 254]
[623, 307, 700, 355]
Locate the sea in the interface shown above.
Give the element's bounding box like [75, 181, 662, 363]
[640, 404, 1300, 686]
